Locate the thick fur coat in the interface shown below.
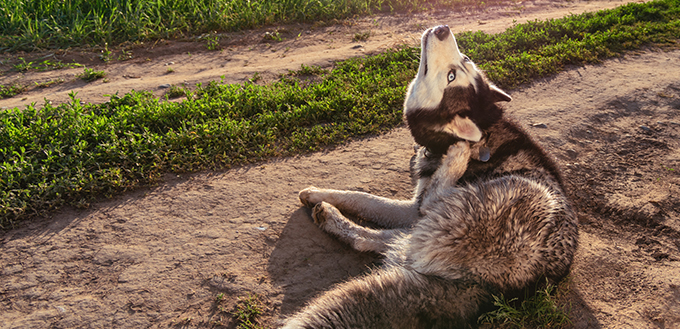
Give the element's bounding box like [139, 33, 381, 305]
[282, 25, 578, 329]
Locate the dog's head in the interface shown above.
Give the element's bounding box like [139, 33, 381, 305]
[404, 25, 511, 152]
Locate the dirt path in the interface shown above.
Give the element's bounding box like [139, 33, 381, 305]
[2, 1, 680, 329]
[2, 0, 642, 110]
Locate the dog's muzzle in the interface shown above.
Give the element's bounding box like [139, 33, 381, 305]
[434, 25, 450, 41]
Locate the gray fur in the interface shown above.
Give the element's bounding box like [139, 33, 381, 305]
[283, 26, 578, 329]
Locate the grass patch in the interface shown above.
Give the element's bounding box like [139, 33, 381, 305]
[232, 294, 265, 329]
[0, 0, 519, 52]
[0, 84, 26, 98]
[1, 0, 679, 227]
[78, 68, 107, 82]
[166, 84, 189, 99]
[35, 78, 65, 89]
[479, 281, 570, 328]
[13, 58, 82, 72]
[353, 31, 371, 42]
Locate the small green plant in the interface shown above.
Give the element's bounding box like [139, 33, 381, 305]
[99, 42, 112, 62]
[287, 63, 328, 77]
[166, 66, 175, 74]
[35, 78, 65, 88]
[166, 84, 188, 98]
[478, 282, 570, 328]
[249, 72, 262, 83]
[78, 67, 107, 82]
[118, 49, 133, 61]
[232, 294, 265, 329]
[263, 31, 282, 42]
[13, 57, 33, 71]
[352, 31, 371, 42]
[205, 35, 221, 51]
[0, 83, 26, 98]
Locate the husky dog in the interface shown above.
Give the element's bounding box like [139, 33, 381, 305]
[283, 25, 578, 328]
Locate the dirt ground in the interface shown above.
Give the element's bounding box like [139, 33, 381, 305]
[2, 0, 680, 328]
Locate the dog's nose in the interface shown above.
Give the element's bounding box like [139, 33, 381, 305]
[433, 25, 450, 41]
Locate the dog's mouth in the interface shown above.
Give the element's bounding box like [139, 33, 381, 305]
[421, 29, 430, 76]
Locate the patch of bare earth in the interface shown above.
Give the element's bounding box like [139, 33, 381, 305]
[2, 1, 679, 329]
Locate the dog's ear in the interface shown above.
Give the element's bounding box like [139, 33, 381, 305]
[490, 84, 512, 103]
[446, 116, 482, 142]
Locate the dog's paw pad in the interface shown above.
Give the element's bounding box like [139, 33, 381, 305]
[311, 202, 328, 226]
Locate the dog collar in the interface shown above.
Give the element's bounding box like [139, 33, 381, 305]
[478, 146, 490, 162]
[474, 133, 492, 162]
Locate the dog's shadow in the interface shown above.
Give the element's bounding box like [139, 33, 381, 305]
[267, 207, 379, 315]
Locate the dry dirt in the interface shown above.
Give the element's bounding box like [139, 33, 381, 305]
[2, 0, 680, 328]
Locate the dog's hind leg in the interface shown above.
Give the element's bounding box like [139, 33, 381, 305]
[299, 188, 419, 228]
[310, 201, 406, 253]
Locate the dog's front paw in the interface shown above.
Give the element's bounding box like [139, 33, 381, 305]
[299, 186, 323, 208]
[447, 141, 471, 159]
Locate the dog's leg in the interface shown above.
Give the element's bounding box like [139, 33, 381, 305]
[311, 201, 406, 253]
[299, 188, 419, 228]
[430, 141, 471, 189]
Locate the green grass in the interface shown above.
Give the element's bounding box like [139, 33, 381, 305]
[479, 281, 570, 328]
[0, 0, 517, 51]
[12, 57, 82, 72]
[78, 67, 107, 82]
[35, 78, 65, 89]
[1, 0, 680, 227]
[232, 294, 265, 329]
[0, 83, 26, 98]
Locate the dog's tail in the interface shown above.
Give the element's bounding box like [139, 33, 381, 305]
[281, 266, 489, 329]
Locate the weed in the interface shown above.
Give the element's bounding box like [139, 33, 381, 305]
[263, 31, 282, 42]
[204, 34, 221, 51]
[35, 79, 65, 88]
[166, 85, 188, 98]
[99, 43, 112, 62]
[13, 57, 33, 71]
[479, 281, 570, 328]
[13, 57, 82, 72]
[353, 31, 371, 42]
[250, 72, 262, 83]
[0, 83, 26, 98]
[232, 294, 265, 329]
[166, 67, 175, 74]
[78, 68, 107, 82]
[118, 49, 134, 61]
[288, 64, 328, 76]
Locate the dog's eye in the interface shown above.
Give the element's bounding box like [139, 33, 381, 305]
[447, 70, 456, 82]
[463, 56, 470, 62]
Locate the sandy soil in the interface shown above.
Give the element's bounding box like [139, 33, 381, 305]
[2, 1, 680, 328]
